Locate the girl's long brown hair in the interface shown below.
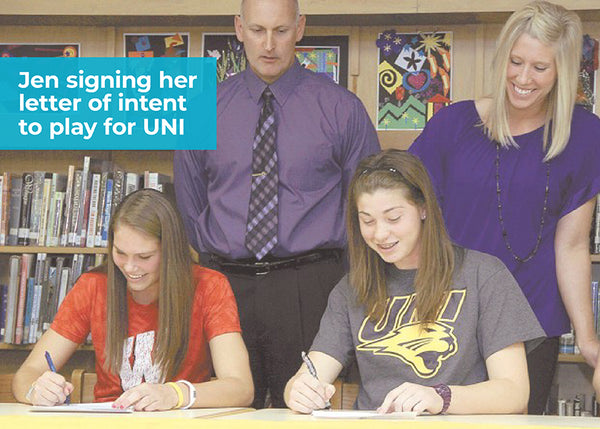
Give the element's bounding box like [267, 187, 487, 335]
[347, 150, 459, 323]
[104, 189, 194, 381]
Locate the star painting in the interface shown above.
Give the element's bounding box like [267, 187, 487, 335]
[376, 31, 453, 131]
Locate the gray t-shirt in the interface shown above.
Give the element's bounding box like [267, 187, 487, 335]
[311, 248, 545, 410]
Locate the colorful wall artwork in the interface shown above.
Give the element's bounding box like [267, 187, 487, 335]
[202, 33, 247, 83]
[578, 34, 598, 113]
[124, 33, 189, 57]
[203, 34, 348, 87]
[376, 31, 452, 131]
[295, 46, 340, 84]
[0, 44, 79, 57]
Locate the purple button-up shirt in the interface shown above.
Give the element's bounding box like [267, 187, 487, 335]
[174, 61, 380, 259]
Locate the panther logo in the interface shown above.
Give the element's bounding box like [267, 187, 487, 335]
[357, 289, 465, 378]
[357, 321, 457, 378]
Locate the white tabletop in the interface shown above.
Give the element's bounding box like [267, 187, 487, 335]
[0, 402, 250, 418]
[215, 407, 600, 427]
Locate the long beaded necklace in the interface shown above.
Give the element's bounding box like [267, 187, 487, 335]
[495, 143, 550, 263]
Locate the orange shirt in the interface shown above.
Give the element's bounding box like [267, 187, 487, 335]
[51, 265, 241, 401]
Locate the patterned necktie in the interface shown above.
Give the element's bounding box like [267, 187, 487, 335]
[245, 87, 278, 260]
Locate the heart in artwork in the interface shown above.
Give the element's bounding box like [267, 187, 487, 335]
[404, 70, 431, 92]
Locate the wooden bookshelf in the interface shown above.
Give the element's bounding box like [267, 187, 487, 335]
[2, 0, 599, 19]
[0, 246, 107, 255]
[558, 354, 587, 364]
[591, 254, 600, 263]
[0, 343, 93, 351]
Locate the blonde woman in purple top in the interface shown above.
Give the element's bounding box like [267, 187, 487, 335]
[410, 1, 600, 414]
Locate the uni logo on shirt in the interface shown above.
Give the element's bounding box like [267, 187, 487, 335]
[357, 289, 466, 378]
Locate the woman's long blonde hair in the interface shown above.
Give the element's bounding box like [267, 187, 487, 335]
[104, 189, 194, 381]
[347, 150, 458, 323]
[486, 0, 582, 161]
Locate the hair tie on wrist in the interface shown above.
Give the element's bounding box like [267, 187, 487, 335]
[177, 379, 197, 409]
[166, 381, 184, 409]
[25, 382, 36, 403]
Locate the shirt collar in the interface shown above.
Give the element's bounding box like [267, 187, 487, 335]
[243, 60, 302, 107]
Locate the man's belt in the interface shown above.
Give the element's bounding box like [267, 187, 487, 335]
[210, 249, 342, 276]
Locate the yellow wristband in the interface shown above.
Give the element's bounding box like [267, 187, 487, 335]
[167, 382, 184, 409]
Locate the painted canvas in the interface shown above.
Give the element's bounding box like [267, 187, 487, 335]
[124, 33, 189, 57]
[0, 44, 79, 57]
[376, 31, 452, 130]
[202, 33, 247, 82]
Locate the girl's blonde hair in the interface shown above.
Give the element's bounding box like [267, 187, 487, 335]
[486, 0, 582, 161]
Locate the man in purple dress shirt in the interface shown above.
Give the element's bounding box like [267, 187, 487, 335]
[174, 0, 379, 408]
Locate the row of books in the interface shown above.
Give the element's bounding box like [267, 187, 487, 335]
[558, 280, 600, 354]
[0, 156, 172, 248]
[0, 252, 104, 345]
[591, 194, 600, 254]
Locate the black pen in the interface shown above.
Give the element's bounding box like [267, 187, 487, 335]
[45, 351, 71, 405]
[301, 351, 331, 409]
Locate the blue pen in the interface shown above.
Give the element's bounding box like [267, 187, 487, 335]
[45, 351, 71, 405]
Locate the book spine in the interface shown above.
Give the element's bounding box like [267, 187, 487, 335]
[7, 176, 23, 246]
[0, 175, 4, 246]
[57, 266, 71, 311]
[86, 173, 101, 248]
[594, 195, 600, 254]
[77, 156, 91, 247]
[42, 264, 57, 332]
[95, 171, 109, 247]
[125, 172, 139, 196]
[48, 256, 65, 325]
[0, 284, 7, 342]
[29, 284, 42, 344]
[14, 253, 33, 344]
[69, 170, 83, 246]
[0, 172, 10, 245]
[36, 256, 51, 338]
[18, 173, 34, 245]
[28, 171, 46, 243]
[101, 178, 114, 247]
[23, 278, 35, 344]
[4, 255, 21, 343]
[37, 176, 52, 246]
[112, 169, 125, 213]
[60, 165, 76, 247]
[49, 192, 64, 247]
[592, 281, 599, 335]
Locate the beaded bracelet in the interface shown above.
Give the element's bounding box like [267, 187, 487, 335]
[166, 381, 184, 409]
[177, 380, 197, 409]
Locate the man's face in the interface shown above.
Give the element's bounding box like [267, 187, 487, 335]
[235, 0, 305, 84]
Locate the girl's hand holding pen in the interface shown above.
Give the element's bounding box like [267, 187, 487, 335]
[287, 372, 335, 414]
[28, 371, 74, 406]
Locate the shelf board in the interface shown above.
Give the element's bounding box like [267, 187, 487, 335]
[592, 254, 600, 263]
[0, 343, 94, 351]
[0, 246, 108, 254]
[1, 1, 598, 26]
[558, 353, 586, 363]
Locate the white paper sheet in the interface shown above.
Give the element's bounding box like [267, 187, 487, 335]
[312, 409, 417, 419]
[31, 402, 133, 413]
